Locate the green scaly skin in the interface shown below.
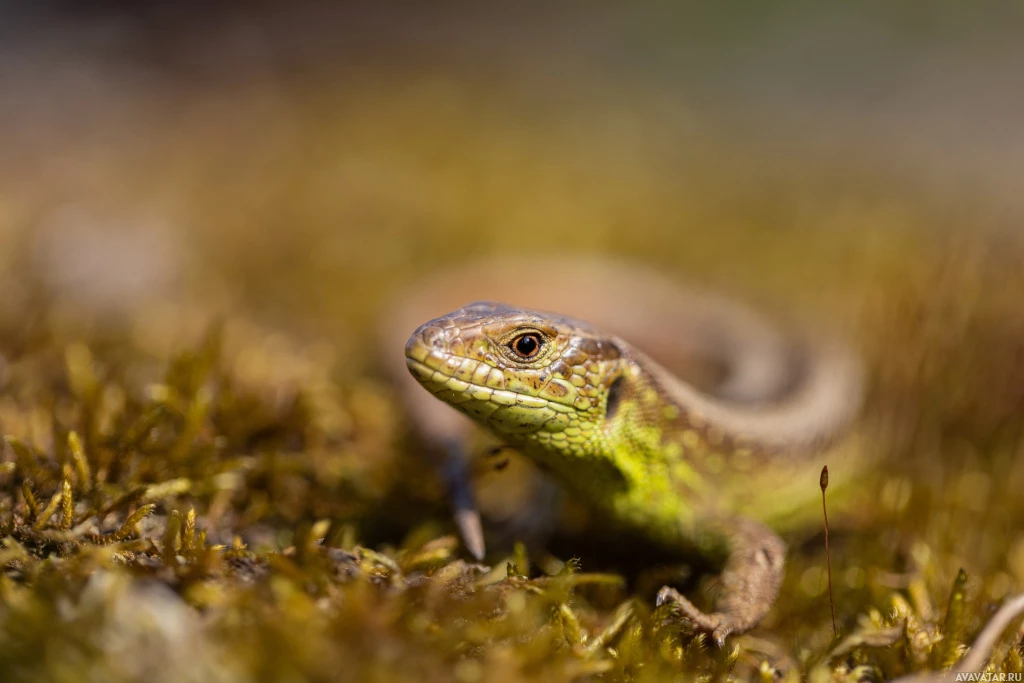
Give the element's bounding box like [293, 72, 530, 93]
[404, 301, 859, 644]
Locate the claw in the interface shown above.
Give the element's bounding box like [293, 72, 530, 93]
[441, 439, 486, 560]
[454, 507, 485, 560]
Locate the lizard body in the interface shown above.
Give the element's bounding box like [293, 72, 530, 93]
[384, 259, 863, 642]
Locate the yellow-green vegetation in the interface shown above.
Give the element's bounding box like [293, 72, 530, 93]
[3, 22, 1024, 678]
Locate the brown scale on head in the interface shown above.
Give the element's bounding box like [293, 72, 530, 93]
[404, 302, 632, 458]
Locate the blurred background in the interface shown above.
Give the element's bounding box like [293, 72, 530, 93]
[4, 1, 1024, 350]
[3, 2, 1024, 680]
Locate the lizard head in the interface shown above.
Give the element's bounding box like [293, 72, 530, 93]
[404, 301, 626, 455]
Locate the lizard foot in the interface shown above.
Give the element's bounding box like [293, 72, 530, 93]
[655, 518, 786, 646]
[656, 586, 732, 647]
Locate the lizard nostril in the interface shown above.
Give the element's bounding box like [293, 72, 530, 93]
[421, 326, 446, 350]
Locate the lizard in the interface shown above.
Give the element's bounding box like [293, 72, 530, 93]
[381, 258, 864, 644]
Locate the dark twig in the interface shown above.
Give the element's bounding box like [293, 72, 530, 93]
[821, 465, 837, 638]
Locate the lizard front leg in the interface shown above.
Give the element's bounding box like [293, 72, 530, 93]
[657, 517, 787, 646]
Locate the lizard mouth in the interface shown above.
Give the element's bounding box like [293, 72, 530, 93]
[405, 357, 564, 411]
[405, 355, 575, 436]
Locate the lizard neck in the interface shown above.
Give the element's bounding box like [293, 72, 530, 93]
[517, 357, 714, 546]
[597, 359, 713, 542]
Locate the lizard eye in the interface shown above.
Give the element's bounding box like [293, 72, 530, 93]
[510, 333, 542, 359]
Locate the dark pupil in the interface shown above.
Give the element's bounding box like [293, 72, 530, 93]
[514, 335, 539, 356]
